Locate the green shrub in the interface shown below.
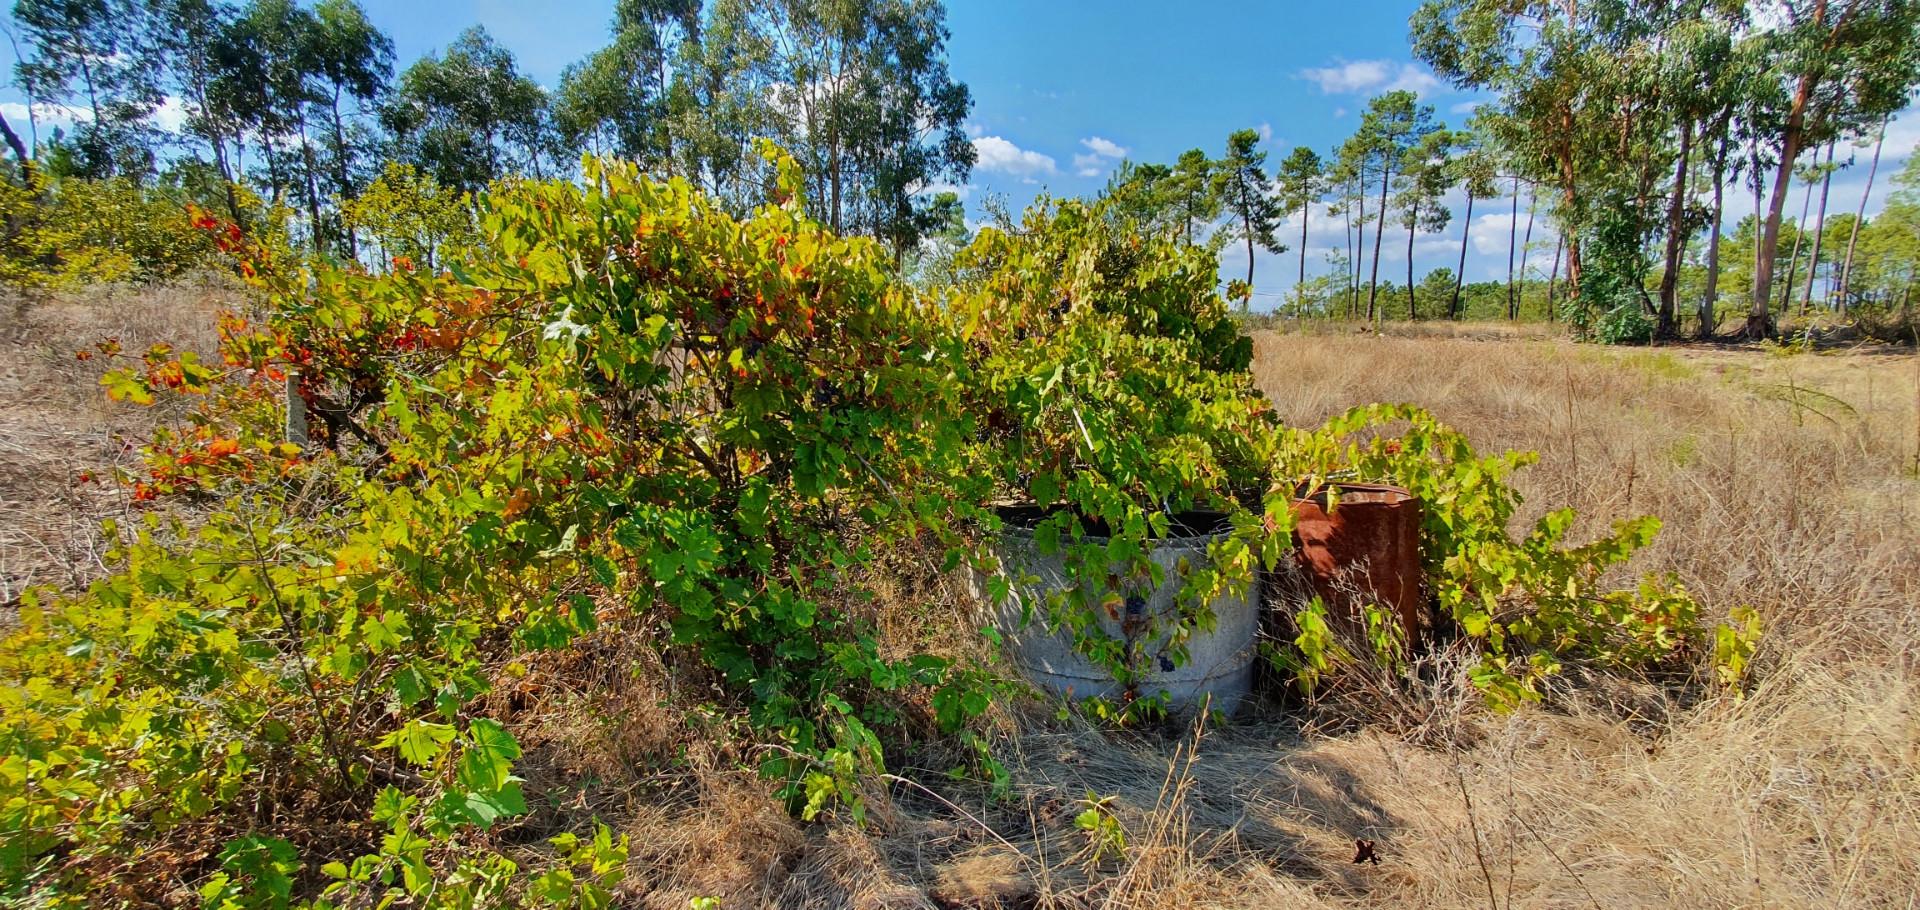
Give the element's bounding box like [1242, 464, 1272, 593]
[0, 176, 224, 287]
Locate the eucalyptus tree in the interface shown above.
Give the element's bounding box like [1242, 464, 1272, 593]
[211, 0, 327, 218]
[1696, 27, 1774, 337]
[731, 0, 973, 260]
[554, 0, 701, 165]
[381, 26, 552, 194]
[1216, 128, 1284, 298]
[1653, 8, 1743, 338]
[1275, 145, 1325, 301]
[1414, 0, 1672, 316]
[12, 0, 164, 178]
[1351, 90, 1439, 322]
[658, 0, 773, 211]
[155, 0, 246, 219]
[1738, 0, 1920, 338]
[308, 0, 393, 255]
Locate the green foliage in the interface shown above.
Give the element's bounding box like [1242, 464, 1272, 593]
[0, 176, 222, 287]
[0, 142, 1764, 906]
[1713, 606, 1763, 695]
[954, 196, 1289, 714]
[3, 145, 995, 903]
[1568, 195, 1657, 345]
[339, 162, 478, 269]
[1072, 792, 1127, 865]
[1273, 403, 1754, 706]
[380, 26, 552, 194]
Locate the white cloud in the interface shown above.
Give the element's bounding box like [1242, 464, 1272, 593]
[913, 180, 975, 200]
[147, 96, 187, 132]
[1257, 123, 1274, 144]
[1, 95, 187, 133]
[1450, 100, 1483, 115]
[973, 135, 1057, 181]
[1298, 59, 1442, 97]
[1079, 136, 1127, 159]
[1071, 135, 1128, 177]
[0, 100, 91, 129]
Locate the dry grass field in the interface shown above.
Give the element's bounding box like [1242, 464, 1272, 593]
[3, 291, 1917, 908]
[0, 284, 231, 605]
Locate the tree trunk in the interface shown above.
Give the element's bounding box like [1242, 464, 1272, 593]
[1367, 163, 1390, 326]
[1517, 185, 1537, 320]
[1547, 232, 1564, 321]
[1700, 129, 1729, 339]
[330, 90, 358, 258]
[1566, 234, 1584, 304]
[265, 141, 285, 205]
[1340, 180, 1354, 317]
[1801, 142, 1836, 314]
[1244, 210, 1256, 296]
[298, 117, 326, 253]
[1406, 199, 1418, 320]
[1781, 173, 1815, 315]
[1351, 175, 1365, 318]
[1752, 146, 1765, 293]
[211, 137, 245, 229]
[1657, 118, 1695, 338]
[1452, 189, 1474, 319]
[1185, 188, 1195, 247]
[0, 110, 34, 193]
[1298, 194, 1310, 305]
[1838, 121, 1885, 313]
[1745, 2, 1825, 339]
[1507, 175, 1520, 319]
[1553, 101, 1585, 305]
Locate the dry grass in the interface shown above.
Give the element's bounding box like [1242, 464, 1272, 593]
[7, 291, 1918, 908]
[0, 282, 238, 605]
[545, 330, 1920, 909]
[894, 331, 1916, 909]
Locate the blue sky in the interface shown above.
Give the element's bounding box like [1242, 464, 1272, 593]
[4, 0, 1916, 303]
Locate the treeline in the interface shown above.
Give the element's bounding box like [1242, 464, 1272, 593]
[0, 0, 974, 280]
[6, 0, 1920, 345]
[1092, 1, 1920, 341]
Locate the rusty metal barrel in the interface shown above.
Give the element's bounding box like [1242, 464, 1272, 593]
[1285, 482, 1427, 643]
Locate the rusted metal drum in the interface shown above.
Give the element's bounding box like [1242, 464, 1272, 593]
[1286, 482, 1426, 643]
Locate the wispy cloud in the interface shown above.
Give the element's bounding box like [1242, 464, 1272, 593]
[1298, 59, 1441, 97]
[1071, 135, 1128, 177]
[1079, 136, 1127, 159]
[972, 135, 1057, 181]
[0, 96, 186, 132]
